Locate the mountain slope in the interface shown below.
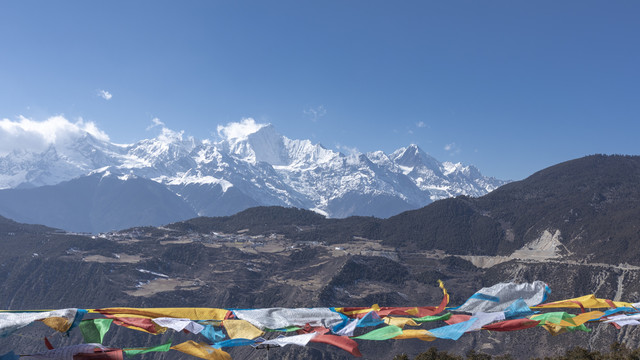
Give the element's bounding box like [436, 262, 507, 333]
[376, 154, 640, 263]
[477, 154, 640, 263]
[0, 171, 197, 233]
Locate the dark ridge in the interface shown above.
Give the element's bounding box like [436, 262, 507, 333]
[168, 206, 383, 244]
[379, 197, 505, 254]
[159, 155, 640, 263]
[168, 206, 327, 234]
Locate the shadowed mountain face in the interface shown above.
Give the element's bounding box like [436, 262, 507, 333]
[0, 172, 197, 233]
[379, 154, 640, 263]
[1, 155, 640, 359]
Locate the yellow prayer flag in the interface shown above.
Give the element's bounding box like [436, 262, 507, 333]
[95, 307, 229, 320]
[222, 319, 264, 339]
[404, 308, 419, 316]
[571, 311, 605, 326]
[40, 316, 73, 333]
[172, 341, 231, 360]
[542, 324, 569, 336]
[533, 295, 631, 309]
[393, 329, 436, 341]
[335, 304, 381, 316]
[383, 317, 419, 328]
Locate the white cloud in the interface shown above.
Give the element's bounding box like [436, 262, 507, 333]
[336, 144, 362, 165]
[416, 121, 426, 128]
[146, 117, 165, 131]
[0, 115, 110, 156]
[303, 105, 327, 122]
[335, 144, 360, 156]
[98, 89, 112, 100]
[444, 142, 461, 156]
[217, 118, 267, 142]
[158, 127, 186, 143]
[81, 121, 110, 142]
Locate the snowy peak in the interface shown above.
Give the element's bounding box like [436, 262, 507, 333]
[0, 119, 508, 224]
[383, 144, 508, 201]
[129, 128, 197, 164]
[391, 144, 439, 168]
[218, 123, 286, 165]
[282, 139, 338, 168]
[62, 132, 128, 171]
[245, 125, 288, 165]
[443, 161, 481, 178]
[0, 144, 88, 189]
[222, 123, 339, 168]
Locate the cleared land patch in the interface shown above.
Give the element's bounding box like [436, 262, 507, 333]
[83, 253, 144, 263]
[125, 278, 202, 297]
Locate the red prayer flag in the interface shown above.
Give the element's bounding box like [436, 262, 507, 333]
[445, 314, 472, 325]
[482, 319, 540, 332]
[310, 334, 362, 357]
[101, 315, 160, 334]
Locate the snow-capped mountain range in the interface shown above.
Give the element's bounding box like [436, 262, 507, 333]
[0, 120, 507, 232]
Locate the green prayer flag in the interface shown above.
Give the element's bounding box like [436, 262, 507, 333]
[414, 313, 451, 323]
[566, 324, 591, 333]
[124, 341, 172, 357]
[266, 326, 301, 332]
[353, 325, 403, 340]
[79, 319, 113, 344]
[531, 312, 577, 326]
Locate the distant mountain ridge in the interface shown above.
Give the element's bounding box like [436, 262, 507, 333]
[0, 122, 506, 232]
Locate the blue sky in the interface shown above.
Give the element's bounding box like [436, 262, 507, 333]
[0, 1, 638, 180]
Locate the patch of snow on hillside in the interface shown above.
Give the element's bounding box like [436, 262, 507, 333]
[398, 165, 413, 175]
[137, 268, 169, 278]
[119, 154, 151, 168]
[167, 174, 233, 192]
[310, 207, 329, 217]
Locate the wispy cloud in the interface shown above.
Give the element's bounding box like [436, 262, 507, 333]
[335, 143, 359, 156]
[144, 117, 188, 143]
[303, 105, 327, 122]
[0, 115, 109, 156]
[146, 117, 165, 131]
[416, 121, 426, 128]
[444, 142, 461, 156]
[97, 89, 113, 100]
